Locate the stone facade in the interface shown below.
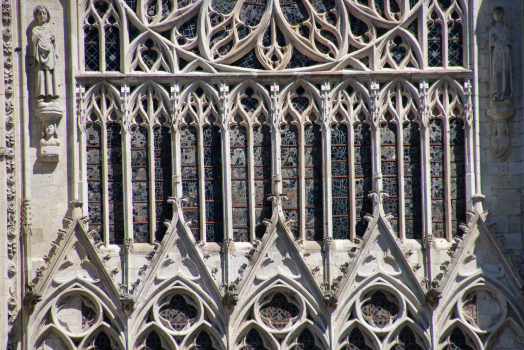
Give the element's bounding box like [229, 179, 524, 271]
[1, 0, 524, 349]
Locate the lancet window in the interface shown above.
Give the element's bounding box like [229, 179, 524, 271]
[354, 119, 373, 237]
[83, 0, 121, 72]
[82, 78, 469, 246]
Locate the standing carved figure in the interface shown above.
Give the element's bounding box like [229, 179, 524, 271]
[32, 5, 59, 101]
[489, 6, 512, 101]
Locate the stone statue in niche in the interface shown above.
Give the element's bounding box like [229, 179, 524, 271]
[32, 5, 63, 163]
[487, 6, 515, 162]
[33, 5, 59, 101]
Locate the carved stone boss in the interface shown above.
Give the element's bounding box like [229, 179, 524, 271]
[487, 6, 514, 161]
[32, 5, 62, 162]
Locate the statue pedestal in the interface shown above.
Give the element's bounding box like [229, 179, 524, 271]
[35, 101, 62, 163]
[486, 100, 514, 162]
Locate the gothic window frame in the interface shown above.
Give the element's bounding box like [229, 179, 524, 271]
[82, 82, 125, 246]
[278, 83, 323, 241]
[82, 0, 124, 72]
[235, 327, 273, 350]
[228, 82, 272, 243]
[338, 326, 377, 350]
[177, 82, 225, 244]
[128, 82, 173, 244]
[427, 0, 466, 68]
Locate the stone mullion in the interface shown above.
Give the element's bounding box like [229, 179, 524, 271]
[170, 83, 183, 200]
[397, 121, 406, 240]
[270, 83, 282, 196]
[421, 0, 429, 70]
[101, 123, 110, 246]
[463, 81, 475, 212]
[121, 83, 133, 293]
[220, 83, 233, 243]
[77, 84, 89, 216]
[321, 82, 332, 239]
[148, 124, 156, 244]
[444, 117, 452, 241]
[349, 120, 356, 241]
[370, 81, 382, 193]
[298, 122, 306, 241]
[419, 80, 432, 237]
[197, 125, 206, 243]
[247, 126, 256, 243]
[99, 22, 107, 73]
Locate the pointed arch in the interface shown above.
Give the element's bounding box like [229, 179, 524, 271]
[337, 320, 381, 350]
[385, 320, 430, 350]
[129, 81, 172, 126]
[83, 81, 122, 128]
[77, 323, 126, 350]
[179, 323, 226, 350]
[133, 322, 179, 350]
[234, 322, 279, 350]
[486, 318, 524, 350]
[438, 319, 482, 350]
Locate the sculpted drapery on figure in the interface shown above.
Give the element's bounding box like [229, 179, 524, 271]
[486, 6, 515, 161]
[489, 6, 512, 102]
[32, 5, 59, 101]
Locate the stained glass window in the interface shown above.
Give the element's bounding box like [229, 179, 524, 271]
[87, 122, 103, 241]
[181, 126, 200, 241]
[145, 331, 164, 350]
[242, 329, 267, 350]
[107, 122, 124, 244]
[132, 126, 150, 243]
[392, 327, 424, 350]
[105, 20, 120, 71]
[332, 124, 350, 239]
[281, 120, 300, 238]
[84, 21, 100, 71]
[354, 121, 372, 237]
[361, 290, 399, 328]
[381, 119, 398, 234]
[448, 20, 462, 67]
[231, 124, 249, 242]
[253, 125, 272, 239]
[403, 120, 422, 239]
[193, 330, 219, 350]
[159, 294, 198, 331]
[304, 124, 323, 241]
[154, 127, 172, 241]
[450, 118, 465, 236]
[428, 17, 442, 67]
[204, 125, 224, 242]
[290, 329, 322, 350]
[93, 331, 113, 350]
[259, 293, 299, 330]
[342, 328, 373, 350]
[445, 328, 475, 350]
[430, 119, 445, 238]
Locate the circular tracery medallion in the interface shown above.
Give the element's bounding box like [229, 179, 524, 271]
[52, 292, 102, 337]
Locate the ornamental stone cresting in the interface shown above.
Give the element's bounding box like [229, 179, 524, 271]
[1, 0, 524, 350]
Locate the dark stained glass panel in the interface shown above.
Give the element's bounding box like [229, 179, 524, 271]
[281, 122, 299, 238]
[253, 125, 272, 239]
[381, 121, 398, 235]
[132, 126, 150, 243]
[331, 124, 350, 239]
[403, 121, 422, 239]
[204, 125, 223, 242]
[304, 124, 323, 240]
[231, 124, 249, 242]
[154, 127, 172, 242]
[355, 122, 372, 237]
[181, 126, 200, 241]
[430, 119, 445, 238]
